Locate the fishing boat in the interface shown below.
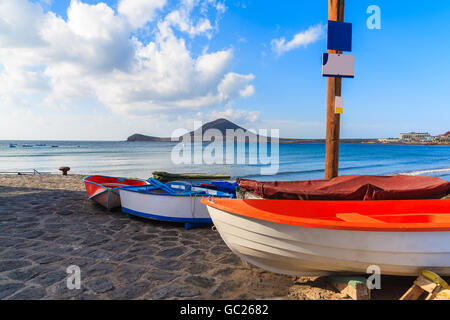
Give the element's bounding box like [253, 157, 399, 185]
[237, 175, 450, 200]
[202, 198, 450, 276]
[9, 143, 17, 148]
[152, 171, 231, 183]
[83, 175, 148, 210]
[119, 178, 235, 229]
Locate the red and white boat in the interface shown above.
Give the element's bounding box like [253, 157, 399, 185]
[202, 198, 450, 276]
[83, 175, 148, 210]
[202, 175, 450, 276]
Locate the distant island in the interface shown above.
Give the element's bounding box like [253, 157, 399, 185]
[127, 118, 450, 145]
[126, 118, 378, 144]
[127, 134, 174, 142]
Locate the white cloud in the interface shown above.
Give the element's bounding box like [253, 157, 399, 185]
[118, 0, 167, 29]
[271, 23, 325, 56]
[217, 73, 255, 104]
[202, 107, 260, 123]
[212, 1, 226, 14]
[0, 0, 46, 47]
[0, 0, 254, 121]
[157, 0, 225, 39]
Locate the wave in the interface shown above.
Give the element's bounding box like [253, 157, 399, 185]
[237, 168, 323, 179]
[238, 163, 388, 179]
[403, 168, 450, 176]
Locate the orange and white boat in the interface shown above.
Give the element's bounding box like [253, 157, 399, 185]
[83, 175, 148, 210]
[202, 198, 450, 276]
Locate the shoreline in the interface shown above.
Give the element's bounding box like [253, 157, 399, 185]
[3, 139, 450, 146]
[2, 163, 450, 182]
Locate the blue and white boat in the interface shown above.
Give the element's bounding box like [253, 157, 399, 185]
[9, 143, 17, 148]
[119, 179, 236, 229]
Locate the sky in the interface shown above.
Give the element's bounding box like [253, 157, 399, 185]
[0, 0, 449, 140]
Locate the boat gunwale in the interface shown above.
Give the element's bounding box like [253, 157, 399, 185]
[119, 185, 234, 198]
[83, 175, 149, 197]
[201, 198, 450, 232]
[83, 174, 148, 185]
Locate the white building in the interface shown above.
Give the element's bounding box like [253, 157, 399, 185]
[399, 132, 431, 142]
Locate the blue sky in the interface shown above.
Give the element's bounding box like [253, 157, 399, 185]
[0, 0, 449, 140]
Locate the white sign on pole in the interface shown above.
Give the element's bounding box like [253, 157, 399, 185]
[322, 53, 355, 78]
[335, 96, 344, 114]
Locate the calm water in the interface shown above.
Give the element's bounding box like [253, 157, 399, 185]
[1, 141, 449, 181]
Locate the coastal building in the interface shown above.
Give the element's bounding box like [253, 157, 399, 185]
[437, 131, 450, 141]
[399, 132, 431, 142]
[378, 138, 399, 143]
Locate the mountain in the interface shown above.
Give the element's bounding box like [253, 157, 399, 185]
[181, 118, 259, 141]
[126, 118, 378, 144]
[126, 118, 257, 142]
[186, 118, 246, 136]
[126, 134, 173, 142]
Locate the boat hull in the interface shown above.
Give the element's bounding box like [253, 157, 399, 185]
[83, 175, 148, 210]
[119, 188, 212, 224]
[206, 206, 450, 276]
[88, 189, 122, 210]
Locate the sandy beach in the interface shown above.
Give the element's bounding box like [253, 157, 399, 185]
[0, 174, 429, 300]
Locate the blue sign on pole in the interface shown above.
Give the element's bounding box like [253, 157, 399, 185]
[327, 20, 352, 52]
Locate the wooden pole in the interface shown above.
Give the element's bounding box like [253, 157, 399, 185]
[325, 0, 345, 180]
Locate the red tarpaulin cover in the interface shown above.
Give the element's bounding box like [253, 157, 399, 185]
[237, 175, 450, 200]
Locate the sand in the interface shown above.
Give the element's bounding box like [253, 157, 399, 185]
[0, 174, 420, 300]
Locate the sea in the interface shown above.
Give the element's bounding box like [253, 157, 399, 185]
[1, 141, 450, 181]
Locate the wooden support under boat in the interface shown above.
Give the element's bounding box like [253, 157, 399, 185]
[400, 270, 450, 300]
[400, 276, 443, 300]
[328, 276, 370, 300]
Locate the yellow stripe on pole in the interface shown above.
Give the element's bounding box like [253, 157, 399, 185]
[335, 107, 344, 114]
